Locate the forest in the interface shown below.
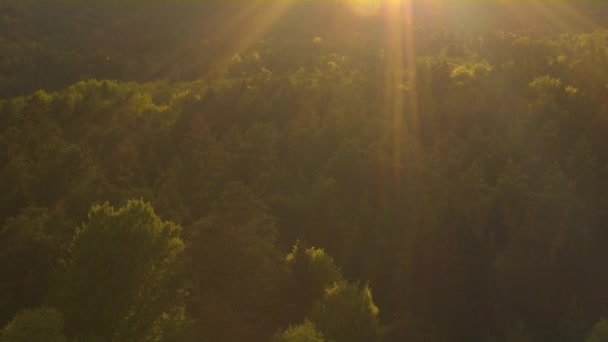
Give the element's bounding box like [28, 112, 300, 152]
[1, 1, 608, 341]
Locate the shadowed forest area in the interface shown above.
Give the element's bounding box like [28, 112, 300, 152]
[1, 1, 608, 341]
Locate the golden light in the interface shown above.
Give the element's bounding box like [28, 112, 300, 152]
[496, 0, 600, 32]
[345, 0, 383, 17]
[203, 1, 293, 78]
[339, 0, 600, 202]
[345, 0, 421, 200]
[194, 0, 601, 197]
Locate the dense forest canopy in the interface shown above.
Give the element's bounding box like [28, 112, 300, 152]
[1, 1, 608, 341]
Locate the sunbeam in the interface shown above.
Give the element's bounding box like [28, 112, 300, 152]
[526, 0, 599, 32]
[203, 1, 293, 78]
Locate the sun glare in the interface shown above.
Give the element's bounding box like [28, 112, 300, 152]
[337, 0, 599, 202]
[199, 0, 599, 197]
[203, 1, 292, 78]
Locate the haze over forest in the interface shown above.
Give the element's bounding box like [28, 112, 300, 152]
[1, 1, 608, 341]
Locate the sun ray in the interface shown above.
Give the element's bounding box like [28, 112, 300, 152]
[202, 1, 293, 79]
[544, 1, 601, 31]
[402, 0, 419, 137]
[494, 0, 600, 32]
[381, 0, 410, 203]
[526, 0, 593, 32]
[136, 2, 292, 82]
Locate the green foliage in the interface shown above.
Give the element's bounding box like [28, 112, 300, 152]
[1, 307, 66, 342]
[1, 4, 608, 341]
[504, 320, 533, 342]
[271, 320, 327, 342]
[309, 281, 380, 342]
[0, 207, 71, 326]
[190, 182, 286, 340]
[588, 318, 608, 342]
[286, 241, 342, 322]
[49, 200, 187, 341]
[288, 244, 342, 293]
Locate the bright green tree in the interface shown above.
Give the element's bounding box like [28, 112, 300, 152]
[587, 318, 608, 342]
[309, 280, 380, 342]
[1, 307, 66, 342]
[271, 320, 327, 342]
[49, 199, 187, 341]
[286, 241, 342, 322]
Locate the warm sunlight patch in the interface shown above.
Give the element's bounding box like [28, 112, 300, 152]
[346, 1, 383, 17]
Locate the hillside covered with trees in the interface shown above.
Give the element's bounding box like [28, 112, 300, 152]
[1, 1, 608, 341]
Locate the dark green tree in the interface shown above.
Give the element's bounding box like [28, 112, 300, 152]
[190, 181, 287, 341]
[0, 207, 71, 326]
